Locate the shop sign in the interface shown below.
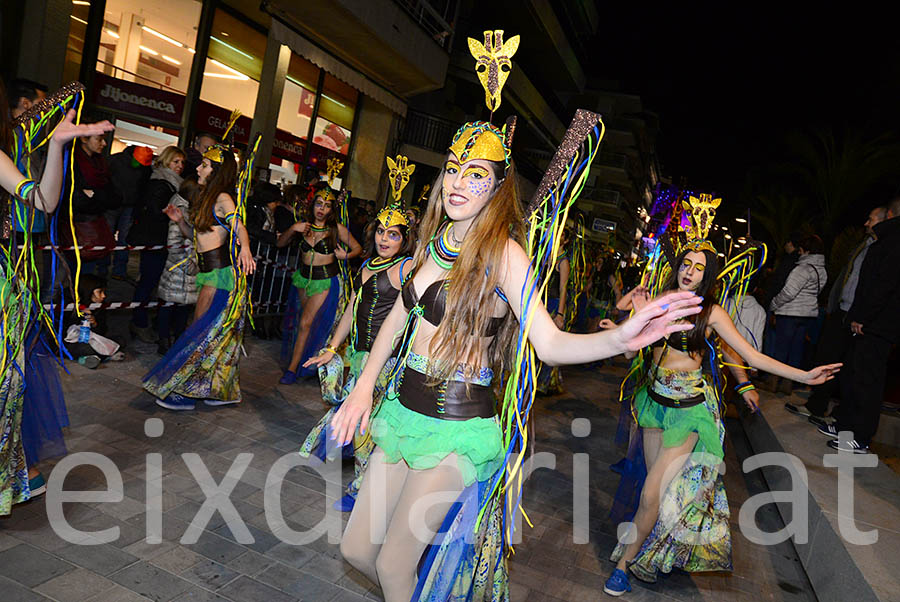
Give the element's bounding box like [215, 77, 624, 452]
[194, 101, 252, 144]
[272, 129, 306, 164]
[592, 218, 616, 232]
[93, 73, 184, 124]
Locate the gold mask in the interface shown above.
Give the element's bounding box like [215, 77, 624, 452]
[682, 193, 721, 248]
[326, 158, 344, 186]
[202, 109, 241, 163]
[468, 30, 520, 113]
[386, 155, 415, 202]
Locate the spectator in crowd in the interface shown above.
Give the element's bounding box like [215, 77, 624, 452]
[245, 181, 287, 245]
[245, 182, 292, 340]
[766, 234, 827, 394]
[105, 145, 152, 280]
[70, 131, 122, 277]
[6, 78, 47, 118]
[184, 131, 216, 177]
[128, 146, 185, 343]
[63, 274, 124, 368]
[283, 183, 305, 221]
[818, 198, 900, 453]
[156, 178, 201, 354]
[761, 233, 801, 355]
[788, 206, 886, 421]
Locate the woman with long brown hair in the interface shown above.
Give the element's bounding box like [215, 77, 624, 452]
[602, 240, 840, 597]
[277, 182, 361, 383]
[1, 79, 113, 514]
[142, 143, 256, 410]
[328, 119, 705, 601]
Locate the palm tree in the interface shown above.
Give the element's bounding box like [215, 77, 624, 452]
[751, 192, 811, 251]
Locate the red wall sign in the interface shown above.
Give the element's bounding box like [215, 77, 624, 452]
[93, 73, 185, 124]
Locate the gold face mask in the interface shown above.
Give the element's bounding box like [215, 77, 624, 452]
[326, 158, 344, 187]
[386, 155, 415, 202]
[683, 193, 721, 243]
[467, 30, 520, 113]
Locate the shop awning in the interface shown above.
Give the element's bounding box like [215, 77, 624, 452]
[270, 19, 407, 117]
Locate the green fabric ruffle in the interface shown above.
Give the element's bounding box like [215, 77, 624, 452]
[371, 394, 504, 486]
[633, 382, 723, 461]
[196, 266, 234, 291]
[292, 269, 333, 296]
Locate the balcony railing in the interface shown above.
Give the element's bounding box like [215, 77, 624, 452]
[401, 109, 460, 154]
[393, 0, 457, 50]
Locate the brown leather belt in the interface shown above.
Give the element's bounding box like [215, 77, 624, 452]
[300, 262, 339, 280]
[198, 246, 231, 272]
[648, 388, 705, 409]
[398, 368, 496, 421]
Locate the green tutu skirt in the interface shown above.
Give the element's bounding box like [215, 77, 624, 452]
[196, 266, 234, 291]
[292, 269, 332, 296]
[633, 363, 723, 461]
[370, 356, 504, 486]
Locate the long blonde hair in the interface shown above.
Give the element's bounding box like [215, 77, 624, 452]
[413, 159, 526, 381]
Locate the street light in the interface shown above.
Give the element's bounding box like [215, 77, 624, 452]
[724, 234, 732, 240]
[735, 217, 747, 223]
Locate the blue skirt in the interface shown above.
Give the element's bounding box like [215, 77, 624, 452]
[280, 275, 340, 378]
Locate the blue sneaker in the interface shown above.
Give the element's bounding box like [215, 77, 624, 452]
[279, 370, 298, 385]
[603, 568, 631, 596]
[203, 398, 241, 407]
[333, 493, 357, 512]
[29, 473, 47, 498]
[156, 393, 196, 411]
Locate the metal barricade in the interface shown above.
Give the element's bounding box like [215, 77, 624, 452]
[246, 238, 301, 316]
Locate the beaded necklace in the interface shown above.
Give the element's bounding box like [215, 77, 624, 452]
[366, 255, 405, 272]
[426, 222, 460, 270]
[310, 224, 329, 232]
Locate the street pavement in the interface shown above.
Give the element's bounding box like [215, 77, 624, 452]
[0, 333, 818, 601]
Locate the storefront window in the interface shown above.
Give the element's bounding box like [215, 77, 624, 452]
[271, 54, 319, 186]
[97, 0, 202, 93]
[306, 74, 357, 188]
[63, 0, 91, 84]
[199, 9, 266, 119]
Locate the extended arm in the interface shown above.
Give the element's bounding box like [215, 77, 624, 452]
[217, 194, 256, 274]
[709, 304, 839, 384]
[721, 340, 759, 411]
[302, 270, 370, 368]
[276, 222, 305, 247]
[500, 240, 702, 365]
[555, 257, 570, 327]
[0, 111, 113, 213]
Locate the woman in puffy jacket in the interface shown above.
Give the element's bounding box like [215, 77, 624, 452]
[127, 146, 185, 344]
[156, 178, 200, 354]
[768, 234, 827, 392]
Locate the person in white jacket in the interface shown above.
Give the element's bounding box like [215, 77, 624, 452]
[768, 234, 827, 393]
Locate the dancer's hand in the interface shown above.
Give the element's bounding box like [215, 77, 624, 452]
[741, 388, 760, 413]
[238, 246, 256, 274]
[331, 387, 373, 446]
[803, 363, 842, 385]
[631, 286, 650, 311]
[598, 318, 617, 330]
[303, 349, 334, 368]
[334, 247, 348, 260]
[51, 110, 114, 146]
[163, 204, 183, 222]
[292, 221, 309, 235]
[553, 313, 564, 329]
[613, 291, 703, 352]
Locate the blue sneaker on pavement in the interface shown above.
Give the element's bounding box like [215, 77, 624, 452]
[29, 473, 47, 497]
[603, 568, 631, 596]
[156, 393, 196, 411]
[279, 370, 298, 385]
[203, 398, 241, 407]
[333, 493, 357, 512]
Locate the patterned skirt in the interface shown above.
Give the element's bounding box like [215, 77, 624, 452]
[143, 286, 245, 402]
[611, 364, 732, 580]
[0, 282, 31, 514]
[298, 346, 396, 498]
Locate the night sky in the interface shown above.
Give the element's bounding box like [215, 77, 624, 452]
[586, 5, 900, 206]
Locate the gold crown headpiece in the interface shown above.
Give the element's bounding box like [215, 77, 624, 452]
[202, 109, 241, 164]
[448, 120, 512, 167]
[386, 155, 415, 202]
[315, 187, 336, 204]
[681, 193, 721, 254]
[326, 158, 344, 186]
[376, 203, 409, 229]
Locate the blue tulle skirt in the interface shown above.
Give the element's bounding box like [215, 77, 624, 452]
[281, 275, 340, 378]
[21, 329, 69, 465]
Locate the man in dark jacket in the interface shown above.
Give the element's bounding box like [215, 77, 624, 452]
[105, 145, 152, 279]
[818, 198, 900, 453]
[794, 207, 886, 422]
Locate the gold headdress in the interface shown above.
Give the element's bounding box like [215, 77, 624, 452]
[377, 154, 414, 229]
[326, 158, 344, 187]
[203, 109, 241, 164]
[682, 193, 721, 253]
[468, 30, 520, 114]
[315, 187, 336, 204]
[386, 155, 415, 202]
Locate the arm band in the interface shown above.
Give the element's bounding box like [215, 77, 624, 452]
[735, 381, 755, 395]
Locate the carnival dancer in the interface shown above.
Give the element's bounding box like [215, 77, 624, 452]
[143, 115, 256, 410]
[603, 194, 842, 597]
[278, 183, 361, 383]
[300, 181, 416, 512]
[1, 80, 113, 513]
[328, 30, 708, 600]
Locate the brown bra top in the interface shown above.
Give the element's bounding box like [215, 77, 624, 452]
[401, 279, 505, 337]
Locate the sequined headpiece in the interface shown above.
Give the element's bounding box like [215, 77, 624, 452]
[682, 193, 721, 254]
[326, 158, 344, 187]
[448, 121, 511, 166]
[315, 187, 336, 204]
[386, 155, 415, 202]
[376, 203, 409, 229]
[202, 109, 241, 164]
[468, 30, 520, 113]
